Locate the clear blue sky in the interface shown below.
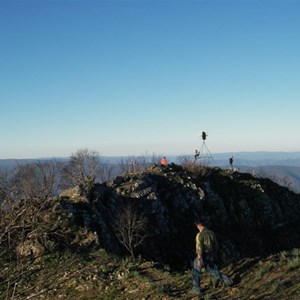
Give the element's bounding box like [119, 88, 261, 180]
[1, 0, 299, 159]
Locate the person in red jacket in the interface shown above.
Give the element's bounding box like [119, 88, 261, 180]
[160, 157, 168, 166]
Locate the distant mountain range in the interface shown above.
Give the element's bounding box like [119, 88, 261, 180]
[1, 151, 300, 192]
[207, 152, 300, 192]
[211, 151, 300, 167]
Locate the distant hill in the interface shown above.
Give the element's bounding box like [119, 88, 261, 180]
[237, 165, 300, 193]
[207, 151, 300, 193]
[1, 151, 300, 168]
[211, 151, 300, 167]
[1, 151, 300, 192]
[0, 158, 68, 169]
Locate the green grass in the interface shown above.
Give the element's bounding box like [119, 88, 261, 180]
[204, 293, 215, 300]
[2, 246, 300, 300]
[291, 248, 300, 256]
[254, 264, 272, 279]
[287, 256, 300, 271]
[270, 281, 283, 294]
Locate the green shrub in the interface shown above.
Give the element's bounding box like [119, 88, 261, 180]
[287, 256, 300, 271]
[254, 264, 271, 279]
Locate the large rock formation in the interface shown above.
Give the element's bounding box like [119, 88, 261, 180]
[54, 164, 300, 268]
[12, 164, 300, 269]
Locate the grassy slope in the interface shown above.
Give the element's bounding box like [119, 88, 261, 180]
[1, 165, 300, 299]
[1, 248, 300, 300]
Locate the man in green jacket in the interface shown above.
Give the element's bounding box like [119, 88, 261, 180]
[192, 219, 231, 295]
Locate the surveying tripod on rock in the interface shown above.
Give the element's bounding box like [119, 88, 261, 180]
[194, 131, 214, 164]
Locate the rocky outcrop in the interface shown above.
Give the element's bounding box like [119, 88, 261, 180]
[203, 170, 300, 260]
[11, 164, 300, 269]
[52, 164, 300, 268]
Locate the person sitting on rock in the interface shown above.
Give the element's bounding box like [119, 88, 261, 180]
[160, 156, 168, 166]
[194, 149, 200, 161]
[192, 219, 232, 295]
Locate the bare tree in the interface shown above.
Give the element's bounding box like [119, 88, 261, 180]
[9, 163, 38, 201]
[0, 168, 10, 203]
[0, 167, 15, 217]
[9, 160, 63, 202]
[254, 169, 296, 192]
[113, 202, 147, 258]
[118, 158, 129, 174]
[177, 155, 211, 177]
[135, 153, 162, 170]
[62, 148, 102, 189]
[118, 157, 139, 174]
[0, 159, 62, 263]
[263, 173, 294, 192]
[150, 153, 161, 165]
[177, 155, 193, 165]
[178, 155, 199, 172]
[99, 163, 115, 182]
[279, 175, 294, 191]
[35, 160, 64, 197]
[118, 153, 161, 175]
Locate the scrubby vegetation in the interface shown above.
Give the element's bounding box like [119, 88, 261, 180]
[1, 150, 300, 299]
[1, 246, 300, 299]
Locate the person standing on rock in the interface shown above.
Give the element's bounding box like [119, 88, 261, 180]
[229, 156, 234, 170]
[192, 219, 232, 295]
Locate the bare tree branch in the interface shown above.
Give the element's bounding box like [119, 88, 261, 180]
[113, 202, 147, 258]
[62, 148, 102, 189]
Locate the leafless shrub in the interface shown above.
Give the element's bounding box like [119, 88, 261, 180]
[118, 157, 142, 174]
[267, 174, 294, 191]
[118, 158, 129, 174]
[61, 148, 102, 189]
[99, 163, 115, 182]
[177, 155, 194, 167]
[9, 160, 63, 202]
[0, 199, 44, 260]
[35, 160, 64, 197]
[134, 153, 162, 169]
[153, 154, 162, 165]
[0, 161, 65, 264]
[118, 153, 161, 174]
[119, 157, 136, 173]
[0, 167, 13, 209]
[2, 161, 61, 212]
[278, 175, 294, 191]
[113, 202, 147, 258]
[254, 169, 296, 192]
[177, 155, 211, 178]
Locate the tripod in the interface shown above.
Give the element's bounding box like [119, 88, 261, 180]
[194, 131, 214, 164]
[199, 140, 214, 160]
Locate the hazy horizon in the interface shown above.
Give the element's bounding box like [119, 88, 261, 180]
[1, 150, 300, 162]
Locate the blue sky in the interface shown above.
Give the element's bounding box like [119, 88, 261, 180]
[1, 0, 299, 159]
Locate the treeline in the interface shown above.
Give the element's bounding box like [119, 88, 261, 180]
[0, 148, 165, 209]
[0, 148, 167, 268]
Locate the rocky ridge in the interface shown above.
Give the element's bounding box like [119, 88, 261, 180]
[1, 163, 300, 299]
[58, 163, 300, 267]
